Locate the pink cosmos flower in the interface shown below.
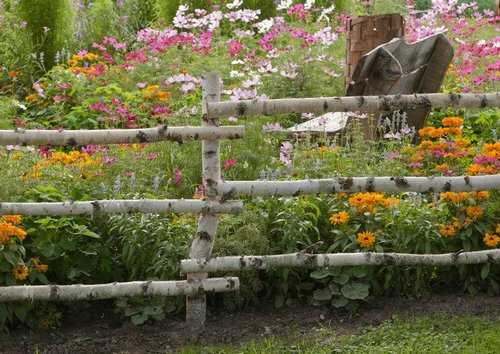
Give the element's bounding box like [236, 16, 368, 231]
[227, 39, 244, 57]
[223, 158, 237, 170]
[173, 168, 183, 185]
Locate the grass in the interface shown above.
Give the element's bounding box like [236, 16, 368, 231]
[181, 314, 500, 354]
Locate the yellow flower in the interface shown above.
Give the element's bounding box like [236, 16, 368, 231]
[329, 211, 349, 225]
[12, 265, 29, 281]
[356, 231, 375, 248]
[465, 205, 482, 219]
[1, 215, 22, 225]
[483, 233, 500, 248]
[439, 224, 457, 238]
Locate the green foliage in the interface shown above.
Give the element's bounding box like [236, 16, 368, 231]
[15, 0, 75, 71]
[156, 0, 181, 24]
[242, 0, 276, 18]
[182, 314, 500, 353]
[84, 0, 119, 43]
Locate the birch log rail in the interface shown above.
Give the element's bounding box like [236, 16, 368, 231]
[186, 72, 223, 329]
[0, 278, 240, 302]
[181, 250, 500, 273]
[217, 175, 500, 197]
[207, 92, 500, 118]
[0, 126, 245, 146]
[0, 200, 243, 216]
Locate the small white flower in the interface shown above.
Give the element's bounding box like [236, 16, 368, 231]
[255, 18, 274, 34]
[277, 0, 293, 11]
[226, 0, 243, 10]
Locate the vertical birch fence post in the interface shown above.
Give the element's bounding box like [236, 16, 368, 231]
[186, 72, 221, 330]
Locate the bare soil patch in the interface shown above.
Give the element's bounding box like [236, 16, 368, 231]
[1, 294, 499, 354]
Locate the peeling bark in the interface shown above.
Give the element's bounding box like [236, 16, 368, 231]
[181, 250, 500, 273]
[207, 93, 500, 117]
[0, 278, 240, 302]
[0, 200, 243, 216]
[0, 126, 244, 146]
[217, 175, 500, 196]
[186, 72, 223, 330]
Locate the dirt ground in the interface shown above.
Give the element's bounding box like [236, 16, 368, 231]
[1, 294, 499, 354]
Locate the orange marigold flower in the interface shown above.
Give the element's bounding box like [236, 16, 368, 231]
[382, 197, 400, 207]
[31, 258, 49, 273]
[465, 205, 483, 219]
[1, 215, 22, 225]
[441, 117, 463, 127]
[483, 233, 500, 248]
[472, 191, 489, 200]
[329, 211, 349, 225]
[356, 231, 375, 248]
[443, 127, 461, 136]
[0, 222, 27, 241]
[12, 265, 29, 281]
[463, 217, 474, 227]
[439, 224, 458, 237]
[440, 192, 469, 203]
[7, 71, 18, 79]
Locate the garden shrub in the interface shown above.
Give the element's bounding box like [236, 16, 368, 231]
[15, 0, 75, 72]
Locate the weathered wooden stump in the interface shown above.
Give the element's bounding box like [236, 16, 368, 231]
[347, 33, 454, 133]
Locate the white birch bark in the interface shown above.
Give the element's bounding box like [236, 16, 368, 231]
[186, 72, 223, 329]
[207, 92, 500, 117]
[0, 200, 243, 216]
[0, 278, 239, 302]
[181, 250, 500, 273]
[0, 126, 244, 146]
[217, 175, 500, 197]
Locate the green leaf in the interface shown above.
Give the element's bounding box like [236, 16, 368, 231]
[481, 263, 490, 280]
[331, 297, 349, 308]
[313, 288, 332, 302]
[333, 273, 349, 285]
[310, 269, 330, 280]
[341, 282, 370, 300]
[3, 252, 18, 266]
[131, 313, 148, 326]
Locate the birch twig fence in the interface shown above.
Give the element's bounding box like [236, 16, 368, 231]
[0, 71, 499, 331]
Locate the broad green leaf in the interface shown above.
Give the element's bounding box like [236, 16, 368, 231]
[341, 282, 370, 300]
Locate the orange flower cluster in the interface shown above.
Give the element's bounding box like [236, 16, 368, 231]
[68, 52, 99, 67]
[440, 191, 489, 203]
[329, 211, 349, 225]
[439, 224, 458, 238]
[348, 192, 399, 213]
[23, 151, 101, 181]
[31, 258, 49, 273]
[0, 216, 26, 244]
[483, 233, 500, 248]
[68, 52, 105, 76]
[142, 85, 170, 102]
[1, 215, 22, 225]
[356, 231, 375, 248]
[12, 265, 29, 281]
[418, 126, 462, 139]
[467, 142, 500, 176]
[441, 117, 463, 127]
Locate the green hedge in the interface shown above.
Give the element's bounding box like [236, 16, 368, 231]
[15, 0, 74, 71]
